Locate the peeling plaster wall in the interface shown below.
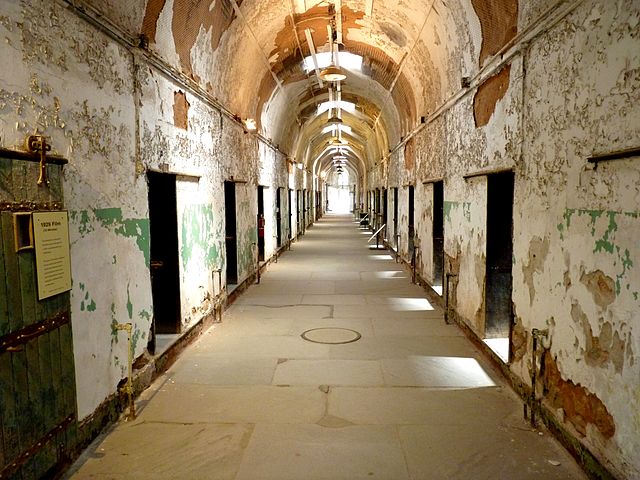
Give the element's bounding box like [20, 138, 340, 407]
[369, 1, 640, 476]
[0, 0, 289, 421]
[511, 2, 640, 476]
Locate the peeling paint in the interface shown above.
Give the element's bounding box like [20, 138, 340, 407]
[71, 208, 151, 267]
[543, 351, 616, 438]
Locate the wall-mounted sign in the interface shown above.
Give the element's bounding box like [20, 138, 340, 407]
[33, 211, 72, 300]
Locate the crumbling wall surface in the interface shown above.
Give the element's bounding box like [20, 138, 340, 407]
[0, 0, 151, 419]
[511, 2, 640, 476]
[0, 0, 289, 422]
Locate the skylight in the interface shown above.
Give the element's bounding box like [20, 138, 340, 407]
[317, 101, 356, 115]
[303, 52, 363, 73]
[322, 124, 353, 135]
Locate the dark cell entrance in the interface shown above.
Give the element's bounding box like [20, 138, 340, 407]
[393, 187, 399, 247]
[257, 186, 265, 262]
[224, 181, 238, 285]
[296, 190, 301, 236]
[383, 188, 388, 238]
[148, 171, 181, 335]
[408, 185, 415, 253]
[288, 189, 294, 242]
[302, 189, 307, 233]
[485, 172, 514, 345]
[432, 181, 444, 291]
[276, 187, 282, 248]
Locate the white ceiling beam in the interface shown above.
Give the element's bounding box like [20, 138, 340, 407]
[365, 0, 374, 17]
[304, 28, 324, 88]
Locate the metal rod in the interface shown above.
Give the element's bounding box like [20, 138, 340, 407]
[463, 167, 513, 180]
[587, 146, 640, 166]
[0, 146, 68, 165]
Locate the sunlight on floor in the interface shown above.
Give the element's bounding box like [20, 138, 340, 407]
[432, 285, 443, 295]
[388, 297, 434, 311]
[369, 254, 394, 260]
[483, 337, 509, 363]
[373, 271, 407, 279]
[394, 356, 496, 388]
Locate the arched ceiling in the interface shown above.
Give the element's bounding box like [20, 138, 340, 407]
[91, 0, 519, 178]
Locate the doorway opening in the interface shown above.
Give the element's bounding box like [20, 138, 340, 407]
[393, 187, 399, 248]
[484, 172, 514, 363]
[289, 188, 294, 241]
[383, 188, 388, 239]
[257, 186, 265, 261]
[296, 190, 301, 236]
[408, 185, 415, 254]
[276, 187, 282, 248]
[303, 188, 307, 232]
[148, 171, 181, 346]
[432, 181, 444, 295]
[224, 181, 238, 286]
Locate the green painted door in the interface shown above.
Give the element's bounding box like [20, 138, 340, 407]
[0, 156, 77, 479]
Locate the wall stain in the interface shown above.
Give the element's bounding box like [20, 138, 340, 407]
[471, 0, 518, 66]
[571, 302, 626, 374]
[522, 236, 549, 305]
[173, 90, 189, 130]
[473, 65, 511, 128]
[580, 270, 616, 309]
[543, 350, 616, 438]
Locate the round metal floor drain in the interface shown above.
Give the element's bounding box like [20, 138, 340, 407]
[301, 327, 362, 345]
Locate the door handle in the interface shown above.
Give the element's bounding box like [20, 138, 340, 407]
[150, 260, 164, 269]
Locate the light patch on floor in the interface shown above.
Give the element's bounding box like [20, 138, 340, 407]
[382, 356, 496, 388]
[373, 270, 407, 279]
[484, 337, 509, 363]
[369, 254, 394, 260]
[386, 297, 434, 311]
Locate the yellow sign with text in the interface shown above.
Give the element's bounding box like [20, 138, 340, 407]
[33, 211, 72, 300]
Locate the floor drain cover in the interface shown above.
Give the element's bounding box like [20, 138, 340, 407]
[301, 328, 362, 345]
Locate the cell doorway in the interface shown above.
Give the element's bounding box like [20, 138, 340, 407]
[432, 181, 444, 295]
[148, 171, 181, 342]
[484, 172, 514, 363]
[224, 181, 238, 286]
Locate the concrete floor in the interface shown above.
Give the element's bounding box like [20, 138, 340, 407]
[67, 214, 587, 480]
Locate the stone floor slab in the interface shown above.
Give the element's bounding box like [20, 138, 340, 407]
[272, 359, 384, 386]
[235, 424, 410, 480]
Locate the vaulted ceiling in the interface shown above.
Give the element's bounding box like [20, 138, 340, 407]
[88, 0, 519, 178]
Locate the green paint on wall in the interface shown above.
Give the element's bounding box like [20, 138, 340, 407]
[593, 211, 617, 254]
[139, 309, 151, 321]
[180, 204, 221, 270]
[443, 201, 460, 223]
[95, 208, 151, 267]
[110, 303, 119, 345]
[126, 284, 133, 320]
[560, 207, 638, 297]
[86, 299, 96, 312]
[112, 255, 117, 264]
[71, 208, 151, 267]
[131, 328, 141, 353]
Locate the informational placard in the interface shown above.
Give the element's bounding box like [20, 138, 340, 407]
[32, 211, 72, 300]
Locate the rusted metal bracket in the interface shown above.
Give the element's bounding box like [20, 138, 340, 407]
[26, 135, 52, 185]
[0, 311, 70, 354]
[0, 413, 75, 479]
